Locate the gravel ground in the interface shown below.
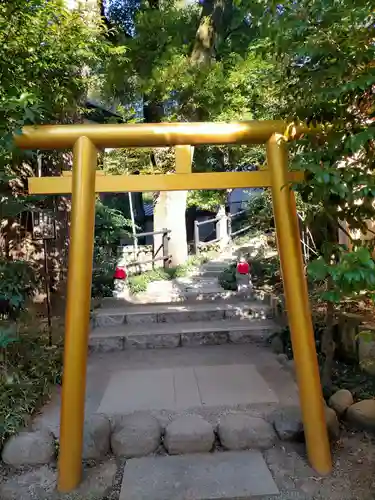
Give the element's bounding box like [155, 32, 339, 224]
[2, 430, 375, 499]
[263, 429, 375, 500]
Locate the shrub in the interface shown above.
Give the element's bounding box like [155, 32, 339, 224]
[218, 263, 237, 291]
[126, 253, 214, 295]
[91, 247, 117, 298]
[0, 323, 63, 448]
[127, 267, 172, 294]
[91, 199, 132, 298]
[0, 260, 39, 319]
[245, 190, 274, 232]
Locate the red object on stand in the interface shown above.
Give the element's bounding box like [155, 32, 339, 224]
[114, 267, 127, 280]
[237, 261, 250, 275]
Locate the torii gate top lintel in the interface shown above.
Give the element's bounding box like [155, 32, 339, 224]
[15, 120, 300, 150]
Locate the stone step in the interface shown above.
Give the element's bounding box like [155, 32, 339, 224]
[202, 262, 231, 270]
[179, 290, 237, 301]
[119, 451, 279, 500]
[175, 277, 221, 289]
[89, 318, 279, 352]
[92, 301, 272, 328]
[196, 269, 223, 277]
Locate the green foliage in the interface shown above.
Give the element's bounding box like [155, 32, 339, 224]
[0, 0, 113, 229]
[103, 0, 276, 200]
[0, 325, 18, 351]
[257, 0, 375, 234]
[307, 246, 375, 304]
[0, 260, 38, 318]
[92, 199, 132, 298]
[127, 267, 173, 294]
[244, 190, 273, 232]
[0, 325, 63, 448]
[91, 247, 117, 299]
[126, 253, 211, 294]
[253, 0, 375, 320]
[187, 190, 225, 211]
[94, 199, 132, 250]
[218, 263, 237, 291]
[219, 251, 281, 291]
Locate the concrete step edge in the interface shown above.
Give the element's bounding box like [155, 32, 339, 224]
[94, 301, 272, 317]
[91, 318, 279, 336]
[88, 319, 281, 352]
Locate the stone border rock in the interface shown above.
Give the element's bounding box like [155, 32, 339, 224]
[111, 414, 161, 458]
[218, 414, 276, 450]
[164, 415, 215, 454]
[2, 430, 55, 468]
[327, 389, 375, 435]
[8, 391, 375, 472]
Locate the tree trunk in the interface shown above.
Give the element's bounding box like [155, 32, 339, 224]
[191, 0, 232, 66]
[321, 300, 335, 392]
[151, 1, 232, 265]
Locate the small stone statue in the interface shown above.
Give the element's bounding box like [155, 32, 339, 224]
[235, 257, 253, 298]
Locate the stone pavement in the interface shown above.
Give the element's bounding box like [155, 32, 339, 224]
[33, 344, 298, 436]
[120, 451, 280, 500]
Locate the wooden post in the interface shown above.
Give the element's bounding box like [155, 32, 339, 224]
[194, 220, 199, 255]
[227, 213, 232, 241]
[163, 228, 170, 269]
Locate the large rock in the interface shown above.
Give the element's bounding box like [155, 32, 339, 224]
[82, 414, 111, 460]
[329, 389, 353, 417]
[272, 406, 340, 442]
[272, 407, 304, 441]
[276, 353, 289, 366]
[358, 325, 375, 374]
[164, 415, 214, 454]
[270, 336, 284, 354]
[218, 414, 276, 450]
[111, 414, 161, 458]
[2, 430, 55, 468]
[325, 406, 340, 441]
[0, 459, 117, 500]
[346, 399, 375, 432]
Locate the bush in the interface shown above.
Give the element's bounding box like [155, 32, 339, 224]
[91, 199, 132, 298]
[245, 190, 274, 232]
[127, 267, 173, 294]
[0, 260, 39, 319]
[218, 263, 237, 291]
[218, 253, 281, 291]
[0, 323, 63, 448]
[126, 253, 214, 295]
[91, 247, 117, 298]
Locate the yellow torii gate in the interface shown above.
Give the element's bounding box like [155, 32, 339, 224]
[15, 120, 332, 492]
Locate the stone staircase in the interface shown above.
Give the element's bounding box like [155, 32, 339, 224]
[90, 246, 279, 352]
[89, 300, 279, 352]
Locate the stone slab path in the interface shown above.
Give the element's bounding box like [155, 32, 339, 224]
[33, 344, 298, 436]
[120, 451, 280, 500]
[97, 364, 279, 414]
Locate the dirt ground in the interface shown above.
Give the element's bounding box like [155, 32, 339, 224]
[264, 429, 375, 500]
